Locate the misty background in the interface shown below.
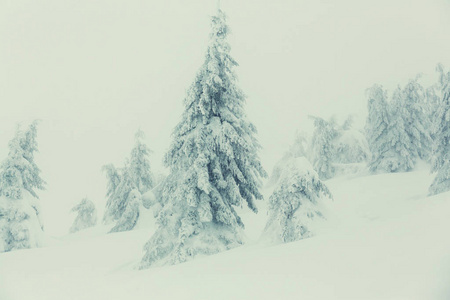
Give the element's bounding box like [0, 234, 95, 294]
[1, 0, 450, 236]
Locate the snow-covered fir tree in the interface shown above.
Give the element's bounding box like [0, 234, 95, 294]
[102, 164, 122, 224]
[129, 130, 153, 194]
[309, 116, 338, 180]
[102, 131, 153, 233]
[301, 115, 369, 178]
[429, 65, 450, 195]
[268, 131, 309, 187]
[431, 64, 450, 173]
[341, 115, 354, 131]
[109, 184, 141, 233]
[382, 87, 416, 172]
[103, 164, 142, 233]
[264, 157, 332, 243]
[426, 84, 441, 150]
[0, 121, 45, 252]
[365, 84, 392, 173]
[288, 131, 309, 160]
[69, 198, 97, 233]
[333, 116, 370, 165]
[402, 77, 432, 161]
[140, 9, 267, 268]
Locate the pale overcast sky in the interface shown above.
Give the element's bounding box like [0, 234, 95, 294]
[2, 0, 450, 235]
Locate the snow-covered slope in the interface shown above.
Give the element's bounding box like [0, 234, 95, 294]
[1, 170, 449, 300]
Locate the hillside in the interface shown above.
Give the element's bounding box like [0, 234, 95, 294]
[1, 169, 449, 300]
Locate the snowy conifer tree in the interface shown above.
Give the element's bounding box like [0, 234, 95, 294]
[341, 115, 355, 131]
[365, 84, 391, 173]
[129, 130, 153, 194]
[108, 163, 141, 233]
[268, 131, 309, 187]
[0, 122, 45, 252]
[102, 164, 122, 224]
[140, 9, 267, 268]
[0, 121, 45, 201]
[288, 131, 309, 160]
[402, 78, 432, 161]
[426, 85, 440, 148]
[382, 87, 416, 172]
[429, 65, 450, 195]
[102, 164, 141, 233]
[333, 116, 370, 165]
[69, 198, 97, 233]
[263, 157, 332, 243]
[102, 130, 154, 232]
[309, 116, 337, 180]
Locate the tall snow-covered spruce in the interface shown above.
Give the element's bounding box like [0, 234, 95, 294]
[429, 65, 450, 196]
[0, 121, 45, 252]
[263, 157, 332, 243]
[140, 9, 267, 268]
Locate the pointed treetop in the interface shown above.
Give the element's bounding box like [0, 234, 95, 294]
[135, 129, 145, 141]
[211, 6, 228, 39]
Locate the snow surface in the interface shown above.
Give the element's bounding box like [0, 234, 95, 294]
[1, 169, 450, 300]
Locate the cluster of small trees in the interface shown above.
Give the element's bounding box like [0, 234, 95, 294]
[365, 66, 450, 195]
[270, 115, 369, 184]
[309, 116, 370, 179]
[365, 79, 430, 173]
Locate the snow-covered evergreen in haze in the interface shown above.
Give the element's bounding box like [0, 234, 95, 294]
[102, 130, 153, 233]
[129, 130, 153, 194]
[309, 116, 337, 180]
[109, 185, 141, 233]
[365, 84, 391, 173]
[140, 9, 267, 268]
[103, 165, 141, 233]
[287, 131, 309, 160]
[0, 121, 45, 252]
[69, 198, 97, 233]
[268, 131, 309, 187]
[282, 116, 368, 181]
[426, 85, 441, 158]
[402, 77, 432, 161]
[382, 87, 416, 172]
[333, 127, 370, 165]
[102, 164, 123, 224]
[264, 157, 332, 243]
[429, 65, 450, 195]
